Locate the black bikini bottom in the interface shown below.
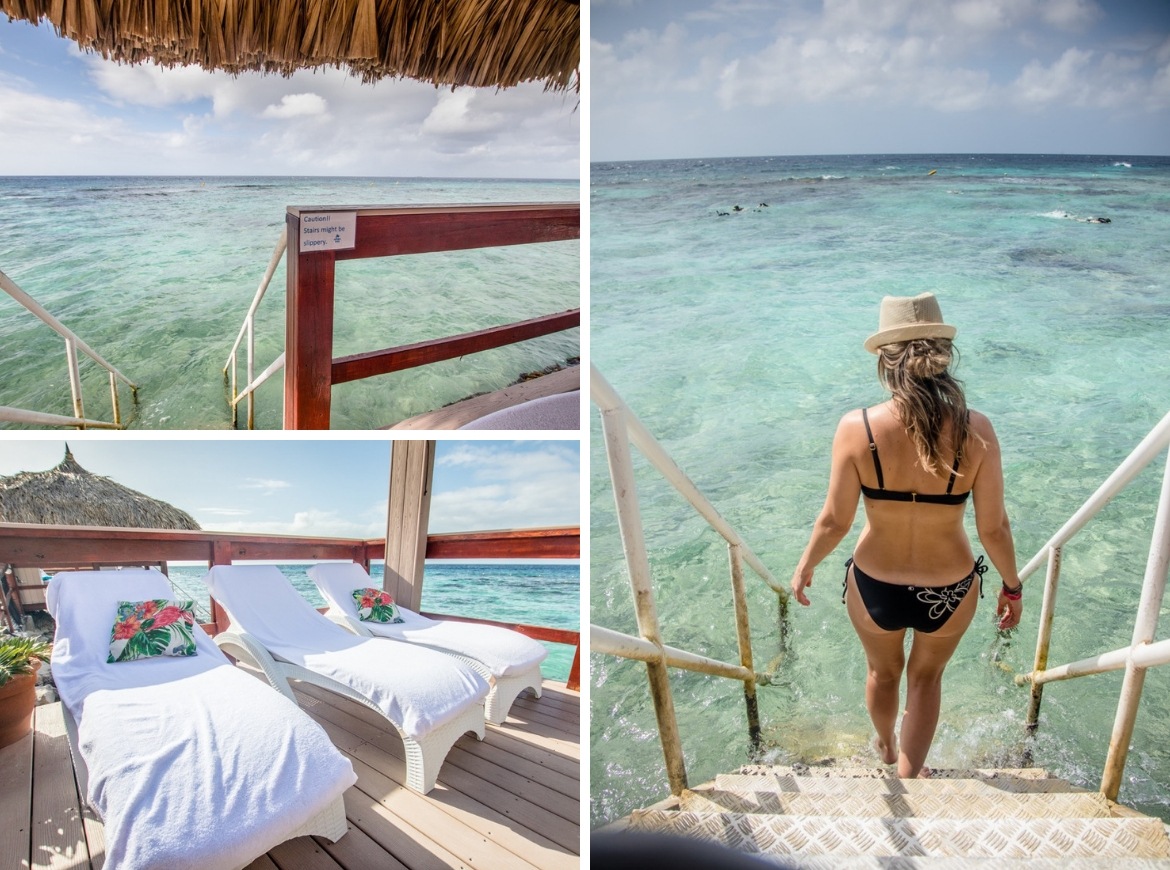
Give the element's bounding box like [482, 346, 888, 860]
[843, 556, 986, 634]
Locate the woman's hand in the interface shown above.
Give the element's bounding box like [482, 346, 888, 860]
[792, 566, 815, 606]
[996, 591, 1022, 631]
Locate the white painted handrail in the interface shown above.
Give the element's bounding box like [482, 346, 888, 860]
[591, 365, 784, 594]
[590, 364, 784, 796]
[1019, 411, 1170, 581]
[0, 268, 138, 428]
[591, 624, 754, 682]
[224, 229, 287, 429]
[1016, 409, 1170, 803]
[0, 406, 123, 429]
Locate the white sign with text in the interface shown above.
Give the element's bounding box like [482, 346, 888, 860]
[298, 211, 357, 252]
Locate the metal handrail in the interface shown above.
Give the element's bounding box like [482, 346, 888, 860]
[0, 268, 138, 429]
[223, 229, 287, 429]
[590, 365, 787, 797]
[1015, 409, 1170, 802]
[0, 406, 123, 430]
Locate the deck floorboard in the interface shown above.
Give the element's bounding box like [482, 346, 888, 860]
[21, 679, 579, 869]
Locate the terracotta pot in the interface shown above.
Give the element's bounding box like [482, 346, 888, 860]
[0, 661, 41, 750]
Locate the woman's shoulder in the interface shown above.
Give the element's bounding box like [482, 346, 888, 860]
[964, 408, 1000, 452]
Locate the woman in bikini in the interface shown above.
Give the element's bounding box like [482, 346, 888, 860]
[791, 292, 1023, 779]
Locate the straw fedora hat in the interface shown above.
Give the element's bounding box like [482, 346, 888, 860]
[864, 292, 957, 354]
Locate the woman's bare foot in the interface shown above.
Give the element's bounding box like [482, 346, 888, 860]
[873, 735, 897, 765]
[917, 766, 932, 779]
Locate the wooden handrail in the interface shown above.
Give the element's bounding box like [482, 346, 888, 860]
[0, 523, 581, 690]
[331, 309, 581, 385]
[284, 202, 580, 429]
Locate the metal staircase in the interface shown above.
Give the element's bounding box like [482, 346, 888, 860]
[621, 764, 1170, 865]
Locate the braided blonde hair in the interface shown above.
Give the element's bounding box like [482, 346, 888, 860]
[876, 338, 969, 477]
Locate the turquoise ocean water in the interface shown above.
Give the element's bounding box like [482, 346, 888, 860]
[165, 561, 579, 683]
[590, 154, 1170, 826]
[0, 176, 578, 429]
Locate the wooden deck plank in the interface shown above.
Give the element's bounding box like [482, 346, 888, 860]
[78, 803, 105, 870]
[265, 834, 345, 870]
[338, 784, 470, 869]
[349, 755, 545, 870]
[350, 740, 579, 860]
[443, 742, 580, 822]
[0, 725, 34, 870]
[313, 822, 410, 870]
[30, 702, 91, 870]
[449, 737, 580, 800]
[513, 692, 580, 723]
[242, 855, 280, 870]
[302, 704, 572, 867]
[480, 728, 580, 780]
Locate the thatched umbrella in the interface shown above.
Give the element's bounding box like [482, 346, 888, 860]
[0, 446, 200, 621]
[0, 445, 200, 530]
[0, 0, 579, 91]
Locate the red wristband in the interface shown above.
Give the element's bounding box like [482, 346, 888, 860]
[1001, 583, 1022, 601]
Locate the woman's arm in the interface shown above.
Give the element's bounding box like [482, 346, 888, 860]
[971, 415, 1023, 630]
[792, 414, 862, 606]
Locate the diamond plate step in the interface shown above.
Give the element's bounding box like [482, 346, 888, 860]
[681, 786, 1112, 819]
[627, 811, 1170, 859]
[770, 858, 1170, 868]
[717, 772, 1076, 795]
[738, 765, 1053, 780]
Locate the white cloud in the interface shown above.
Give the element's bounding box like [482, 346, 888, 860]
[431, 444, 579, 532]
[201, 507, 385, 538]
[600, 0, 1159, 120]
[261, 92, 328, 119]
[0, 47, 577, 176]
[241, 477, 292, 492]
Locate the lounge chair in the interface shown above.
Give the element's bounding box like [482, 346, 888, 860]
[204, 564, 489, 793]
[47, 568, 356, 870]
[307, 561, 547, 724]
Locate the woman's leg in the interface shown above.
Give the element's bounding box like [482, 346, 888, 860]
[899, 586, 979, 778]
[844, 570, 906, 765]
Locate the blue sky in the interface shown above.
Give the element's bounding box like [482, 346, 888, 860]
[0, 17, 579, 177]
[591, 0, 1170, 161]
[0, 439, 580, 541]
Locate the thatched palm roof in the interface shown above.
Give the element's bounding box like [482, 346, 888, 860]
[0, 446, 200, 530]
[0, 0, 579, 91]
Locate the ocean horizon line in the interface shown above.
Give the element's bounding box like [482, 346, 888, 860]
[592, 150, 1170, 164]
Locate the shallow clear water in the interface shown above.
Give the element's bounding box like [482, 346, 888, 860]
[0, 176, 578, 429]
[167, 561, 580, 682]
[589, 154, 1170, 827]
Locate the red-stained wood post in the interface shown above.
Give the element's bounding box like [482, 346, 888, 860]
[284, 209, 337, 430]
[282, 203, 579, 430]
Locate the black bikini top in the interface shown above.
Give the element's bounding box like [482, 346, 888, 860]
[860, 407, 970, 505]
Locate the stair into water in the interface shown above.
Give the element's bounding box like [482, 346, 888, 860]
[614, 765, 1170, 866]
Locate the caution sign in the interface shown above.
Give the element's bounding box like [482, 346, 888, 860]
[298, 211, 357, 252]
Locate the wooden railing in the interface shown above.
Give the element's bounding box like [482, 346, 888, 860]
[225, 202, 581, 429]
[1, 267, 139, 429]
[0, 523, 581, 690]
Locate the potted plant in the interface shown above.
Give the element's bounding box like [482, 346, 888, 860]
[0, 635, 52, 749]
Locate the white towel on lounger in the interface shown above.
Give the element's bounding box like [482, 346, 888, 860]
[204, 564, 488, 739]
[47, 569, 356, 870]
[307, 561, 547, 677]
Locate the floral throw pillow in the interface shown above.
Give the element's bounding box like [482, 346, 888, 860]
[352, 587, 404, 623]
[108, 599, 198, 664]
